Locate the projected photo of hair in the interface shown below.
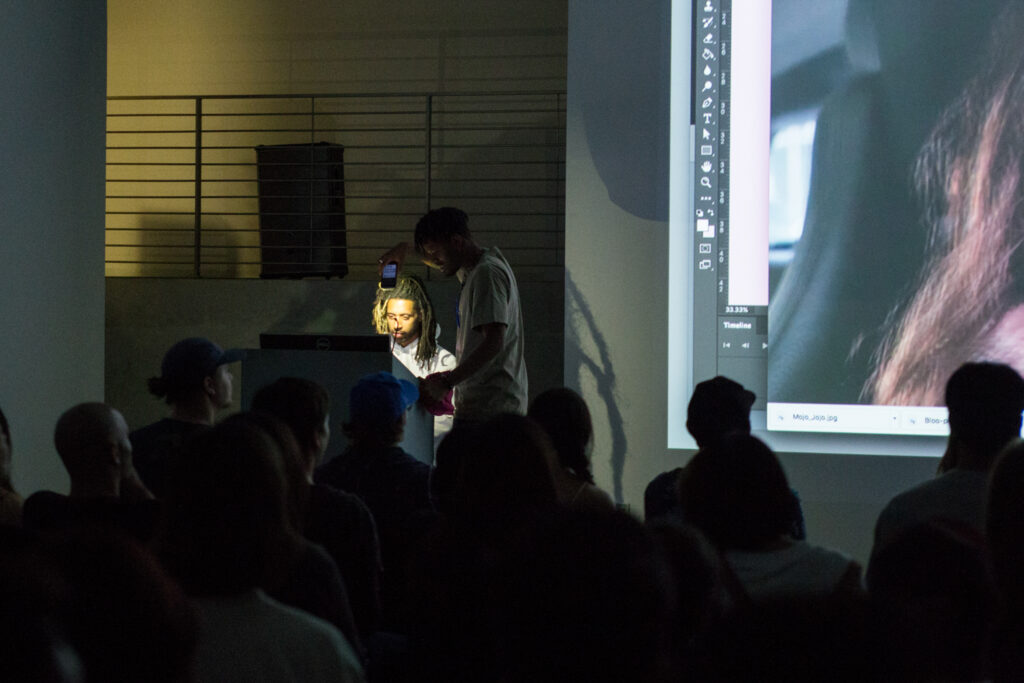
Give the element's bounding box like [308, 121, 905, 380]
[768, 0, 1021, 407]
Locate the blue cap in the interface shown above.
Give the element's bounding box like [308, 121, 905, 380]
[349, 371, 419, 425]
[160, 337, 245, 389]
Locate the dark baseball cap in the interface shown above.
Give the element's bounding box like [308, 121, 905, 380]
[687, 376, 756, 444]
[159, 337, 245, 389]
[349, 371, 419, 425]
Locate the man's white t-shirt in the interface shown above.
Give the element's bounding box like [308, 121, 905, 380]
[454, 246, 528, 421]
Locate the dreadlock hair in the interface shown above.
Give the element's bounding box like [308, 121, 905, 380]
[372, 274, 439, 367]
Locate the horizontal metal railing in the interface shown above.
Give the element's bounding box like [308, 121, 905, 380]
[106, 92, 566, 281]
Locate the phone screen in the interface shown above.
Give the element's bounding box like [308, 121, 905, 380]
[380, 261, 398, 288]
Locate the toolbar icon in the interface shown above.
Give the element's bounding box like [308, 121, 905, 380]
[699, 259, 712, 270]
[696, 219, 714, 238]
[702, 48, 715, 61]
[700, 145, 712, 155]
[702, 128, 711, 140]
[700, 176, 712, 188]
[703, 16, 714, 28]
[703, 33, 715, 44]
[704, 0, 713, 12]
[700, 161, 712, 173]
[699, 243, 712, 254]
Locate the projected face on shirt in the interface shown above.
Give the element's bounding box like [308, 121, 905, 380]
[386, 298, 421, 347]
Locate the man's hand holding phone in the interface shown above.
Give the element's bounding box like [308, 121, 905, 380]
[377, 242, 411, 277]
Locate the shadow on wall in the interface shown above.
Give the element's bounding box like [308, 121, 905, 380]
[107, 213, 247, 278]
[575, 0, 670, 222]
[565, 270, 627, 503]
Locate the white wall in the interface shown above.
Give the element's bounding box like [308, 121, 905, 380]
[0, 3, 107, 495]
[565, 0, 937, 564]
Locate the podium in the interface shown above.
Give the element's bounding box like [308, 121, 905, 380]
[240, 334, 434, 465]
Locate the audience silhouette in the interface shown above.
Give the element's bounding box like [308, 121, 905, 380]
[405, 413, 560, 682]
[23, 402, 161, 542]
[872, 361, 1024, 556]
[314, 371, 432, 632]
[231, 410, 364, 660]
[6, 363, 1024, 681]
[986, 438, 1024, 681]
[679, 432, 862, 602]
[251, 377, 383, 643]
[159, 413, 364, 682]
[528, 387, 615, 511]
[645, 376, 757, 521]
[131, 337, 243, 496]
[867, 520, 995, 681]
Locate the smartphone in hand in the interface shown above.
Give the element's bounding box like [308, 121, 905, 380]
[380, 261, 398, 288]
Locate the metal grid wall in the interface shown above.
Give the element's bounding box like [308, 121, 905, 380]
[105, 92, 566, 281]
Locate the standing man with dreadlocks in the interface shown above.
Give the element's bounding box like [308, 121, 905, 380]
[372, 274, 456, 449]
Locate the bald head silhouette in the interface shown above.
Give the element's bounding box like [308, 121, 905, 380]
[54, 403, 132, 496]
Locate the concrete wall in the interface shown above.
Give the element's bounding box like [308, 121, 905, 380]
[1, 3, 107, 495]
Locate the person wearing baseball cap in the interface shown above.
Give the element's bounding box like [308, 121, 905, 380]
[644, 376, 806, 538]
[315, 371, 431, 623]
[644, 376, 758, 522]
[130, 337, 245, 496]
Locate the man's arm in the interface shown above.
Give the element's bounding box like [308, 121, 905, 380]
[420, 322, 505, 403]
[448, 322, 505, 386]
[377, 242, 412, 275]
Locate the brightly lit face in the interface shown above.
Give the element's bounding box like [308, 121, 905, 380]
[419, 238, 462, 278]
[386, 298, 421, 347]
